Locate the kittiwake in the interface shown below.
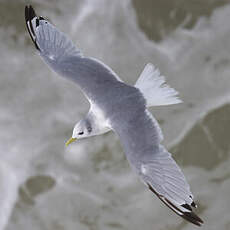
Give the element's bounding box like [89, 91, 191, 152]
[25, 5, 203, 226]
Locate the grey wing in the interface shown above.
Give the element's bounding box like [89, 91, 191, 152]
[25, 6, 121, 102]
[111, 109, 203, 226]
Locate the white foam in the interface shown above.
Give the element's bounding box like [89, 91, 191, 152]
[0, 163, 20, 230]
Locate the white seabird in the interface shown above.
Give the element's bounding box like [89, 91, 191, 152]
[25, 5, 203, 226]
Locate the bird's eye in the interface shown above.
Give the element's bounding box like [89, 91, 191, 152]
[87, 126, 92, 133]
[78, 131, 84, 135]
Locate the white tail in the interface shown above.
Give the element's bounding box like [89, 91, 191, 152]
[135, 63, 182, 107]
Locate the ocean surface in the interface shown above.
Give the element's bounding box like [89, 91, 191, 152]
[1, 0, 230, 229]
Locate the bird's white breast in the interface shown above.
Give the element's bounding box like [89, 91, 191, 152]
[89, 101, 112, 134]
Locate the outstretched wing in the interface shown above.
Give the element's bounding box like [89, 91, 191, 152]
[111, 108, 203, 226]
[25, 5, 122, 102]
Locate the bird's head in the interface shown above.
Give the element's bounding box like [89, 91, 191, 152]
[65, 119, 92, 146]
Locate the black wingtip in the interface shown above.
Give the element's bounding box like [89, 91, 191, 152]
[25, 5, 36, 21]
[29, 5, 36, 19]
[147, 183, 203, 226]
[165, 197, 204, 227]
[182, 203, 192, 211]
[28, 5, 36, 36]
[191, 201, 197, 208]
[25, 5, 40, 51]
[25, 5, 29, 22]
[182, 211, 204, 226]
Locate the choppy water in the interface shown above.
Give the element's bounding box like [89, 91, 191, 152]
[1, 0, 230, 229]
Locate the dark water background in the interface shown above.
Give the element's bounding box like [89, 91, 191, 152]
[0, 0, 230, 229]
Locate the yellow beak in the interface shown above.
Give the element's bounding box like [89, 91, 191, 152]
[65, 137, 77, 146]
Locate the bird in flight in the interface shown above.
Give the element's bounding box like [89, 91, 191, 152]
[25, 5, 203, 226]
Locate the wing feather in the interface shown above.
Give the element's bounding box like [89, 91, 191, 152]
[25, 5, 121, 102]
[111, 109, 203, 226]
